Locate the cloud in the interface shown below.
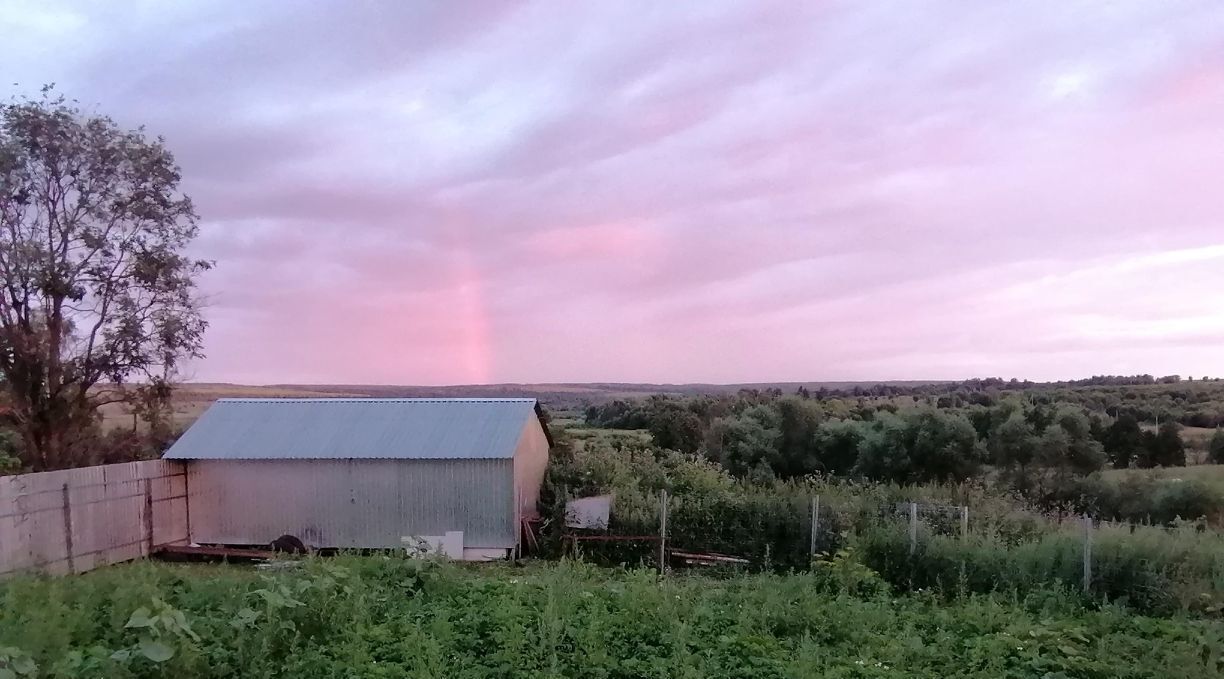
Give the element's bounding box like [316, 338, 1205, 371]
[3, 0, 1224, 384]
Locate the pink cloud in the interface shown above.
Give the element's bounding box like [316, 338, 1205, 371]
[5, 1, 1224, 384]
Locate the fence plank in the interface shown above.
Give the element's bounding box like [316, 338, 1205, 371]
[0, 460, 189, 577]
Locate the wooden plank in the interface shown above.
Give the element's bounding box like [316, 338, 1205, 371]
[155, 544, 274, 561]
[1, 461, 190, 577]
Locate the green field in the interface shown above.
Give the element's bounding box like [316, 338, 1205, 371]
[2, 558, 1222, 679]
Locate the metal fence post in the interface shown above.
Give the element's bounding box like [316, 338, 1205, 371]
[1082, 513, 1093, 593]
[658, 489, 668, 575]
[809, 495, 820, 558]
[908, 502, 918, 555]
[960, 505, 969, 541]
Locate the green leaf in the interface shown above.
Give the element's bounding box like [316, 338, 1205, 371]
[110, 649, 131, 662]
[138, 638, 175, 663]
[125, 607, 154, 629]
[9, 657, 35, 675]
[0, 667, 17, 679]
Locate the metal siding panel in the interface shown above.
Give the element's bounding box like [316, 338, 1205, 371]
[187, 459, 514, 549]
[164, 398, 537, 461]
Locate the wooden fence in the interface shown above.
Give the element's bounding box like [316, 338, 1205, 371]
[0, 460, 190, 577]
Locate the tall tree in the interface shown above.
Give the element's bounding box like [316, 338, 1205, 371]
[1103, 414, 1144, 469]
[0, 89, 210, 470]
[1147, 420, 1186, 467]
[990, 411, 1038, 471]
[1210, 428, 1224, 465]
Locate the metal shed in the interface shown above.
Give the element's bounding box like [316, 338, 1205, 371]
[162, 398, 552, 560]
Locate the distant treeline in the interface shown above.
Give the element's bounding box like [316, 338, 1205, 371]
[582, 384, 1224, 518]
[592, 375, 1224, 428]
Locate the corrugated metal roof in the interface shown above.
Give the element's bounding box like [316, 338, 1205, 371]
[163, 398, 539, 460]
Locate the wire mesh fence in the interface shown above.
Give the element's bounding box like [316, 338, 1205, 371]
[552, 489, 1224, 614]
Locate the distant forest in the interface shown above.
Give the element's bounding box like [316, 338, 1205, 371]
[578, 375, 1224, 520]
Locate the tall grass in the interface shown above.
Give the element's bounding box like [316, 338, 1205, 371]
[2, 558, 1222, 678]
[857, 520, 1224, 615]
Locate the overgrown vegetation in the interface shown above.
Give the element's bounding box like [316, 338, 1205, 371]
[543, 432, 1224, 616]
[2, 558, 1223, 678]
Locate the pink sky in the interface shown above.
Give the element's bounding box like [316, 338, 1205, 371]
[4, 2, 1224, 385]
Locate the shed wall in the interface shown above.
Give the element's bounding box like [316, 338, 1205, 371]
[513, 417, 551, 521]
[187, 459, 513, 549]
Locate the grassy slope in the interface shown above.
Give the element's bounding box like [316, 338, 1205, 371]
[1, 558, 1221, 678]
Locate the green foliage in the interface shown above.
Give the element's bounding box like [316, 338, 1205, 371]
[0, 88, 210, 472]
[809, 546, 888, 598]
[1105, 414, 1145, 469]
[2, 559, 1223, 678]
[0, 430, 21, 475]
[1143, 421, 1188, 468]
[990, 412, 1038, 471]
[857, 521, 1224, 616]
[810, 419, 862, 475]
[647, 402, 704, 454]
[1212, 429, 1224, 465]
[854, 409, 983, 483]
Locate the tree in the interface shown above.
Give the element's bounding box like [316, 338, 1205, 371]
[906, 410, 982, 482]
[854, 409, 981, 484]
[0, 89, 210, 471]
[1033, 408, 1105, 475]
[853, 413, 911, 483]
[1211, 428, 1224, 465]
[705, 406, 781, 477]
[990, 411, 1038, 471]
[1103, 414, 1145, 469]
[1055, 408, 1106, 474]
[810, 419, 863, 476]
[647, 403, 703, 454]
[774, 395, 823, 476]
[1145, 420, 1186, 467]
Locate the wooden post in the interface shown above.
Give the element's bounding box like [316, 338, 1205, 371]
[61, 483, 75, 574]
[658, 489, 668, 575]
[182, 468, 193, 545]
[514, 486, 523, 561]
[908, 502, 918, 555]
[143, 477, 155, 556]
[1082, 513, 1092, 593]
[809, 495, 820, 557]
[960, 505, 969, 541]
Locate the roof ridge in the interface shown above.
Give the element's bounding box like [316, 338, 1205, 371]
[163, 397, 544, 460]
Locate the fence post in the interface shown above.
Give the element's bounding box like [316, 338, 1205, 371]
[809, 495, 820, 558]
[144, 477, 155, 557]
[514, 486, 523, 561]
[1082, 513, 1092, 593]
[908, 502, 918, 555]
[658, 489, 668, 575]
[61, 483, 75, 574]
[960, 505, 969, 541]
